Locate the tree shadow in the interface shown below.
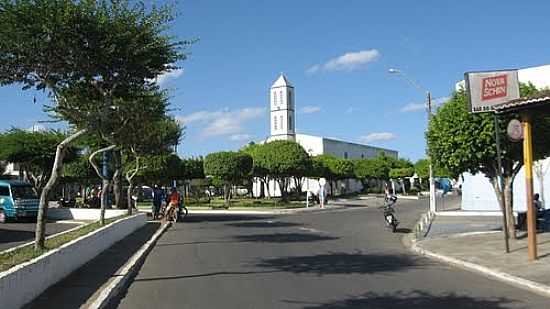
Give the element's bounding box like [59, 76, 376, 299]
[0, 228, 35, 244]
[226, 221, 301, 228]
[182, 214, 273, 223]
[257, 252, 427, 275]
[284, 290, 525, 309]
[233, 233, 339, 243]
[25, 223, 160, 309]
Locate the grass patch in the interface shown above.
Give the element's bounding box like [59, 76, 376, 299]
[0, 215, 126, 273]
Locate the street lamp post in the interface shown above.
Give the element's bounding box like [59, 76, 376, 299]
[389, 68, 436, 213]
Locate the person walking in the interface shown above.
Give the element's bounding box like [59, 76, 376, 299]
[152, 185, 164, 220]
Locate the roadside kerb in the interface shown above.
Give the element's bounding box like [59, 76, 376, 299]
[411, 241, 550, 298]
[0, 223, 85, 255]
[89, 222, 171, 309]
[0, 213, 146, 309]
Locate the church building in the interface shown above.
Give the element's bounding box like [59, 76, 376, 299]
[266, 74, 398, 159]
[253, 74, 398, 197]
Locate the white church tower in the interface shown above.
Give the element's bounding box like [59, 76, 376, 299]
[269, 74, 295, 141]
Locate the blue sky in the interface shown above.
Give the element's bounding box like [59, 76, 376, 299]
[1, 0, 549, 161]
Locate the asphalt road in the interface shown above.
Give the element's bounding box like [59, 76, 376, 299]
[112, 199, 550, 309]
[0, 221, 81, 251]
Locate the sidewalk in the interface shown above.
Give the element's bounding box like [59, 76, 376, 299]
[24, 222, 160, 308]
[412, 215, 550, 297]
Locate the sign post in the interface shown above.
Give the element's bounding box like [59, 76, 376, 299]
[465, 69, 520, 254]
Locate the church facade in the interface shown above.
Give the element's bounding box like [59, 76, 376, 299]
[254, 74, 398, 197]
[266, 74, 398, 159]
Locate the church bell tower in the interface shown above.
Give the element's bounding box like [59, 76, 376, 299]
[269, 74, 295, 141]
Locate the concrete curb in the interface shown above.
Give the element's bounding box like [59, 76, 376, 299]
[89, 222, 171, 309]
[411, 241, 550, 298]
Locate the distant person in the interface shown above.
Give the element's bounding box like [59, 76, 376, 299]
[152, 185, 163, 220]
[164, 187, 181, 221]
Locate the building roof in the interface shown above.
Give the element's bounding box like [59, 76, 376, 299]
[494, 90, 550, 114]
[271, 74, 293, 88]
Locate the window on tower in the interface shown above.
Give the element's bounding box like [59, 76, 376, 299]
[289, 116, 292, 130]
[280, 91, 283, 105]
[273, 92, 277, 105]
[280, 115, 284, 130]
[274, 116, 277, 130]
[288, 91, 292, 109]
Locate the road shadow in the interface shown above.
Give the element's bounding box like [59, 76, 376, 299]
[234, 233, 338, 243]
[284, 290, 525, 309]
[395, 228, 412, 234]
[257, 252, 427, 275]
[182, 214, 273, 223]
[0, 228, 35, 244]
[25, 222, 160, 309]
[226, 221, 301, 228]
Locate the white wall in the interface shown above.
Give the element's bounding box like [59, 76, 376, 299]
[462, 158, 550, 211]
[295, 134, 324, 156]
[0, 213, 146, 309]
[323, 138, 398, 159]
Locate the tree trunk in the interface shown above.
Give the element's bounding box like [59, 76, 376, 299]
[223, 182, 230, 208]
[127, 183, 133, 215]
[35, 129, 87, 250]
[113, 170, 122, 208]
[503, 176, 516, 239]
[259, 178, 265, 199]
[490, 176, 517, 240]
[100, 178, 110, 225]
[88, 144, 117, 225]
[263, 177, 271, 199]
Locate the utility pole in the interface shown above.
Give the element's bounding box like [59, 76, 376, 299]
[427, 92, 436, 213]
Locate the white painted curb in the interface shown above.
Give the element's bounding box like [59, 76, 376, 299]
[89, 222, 171, 309]
[411, 241, 550, 298]
[0, 214, 146, 309]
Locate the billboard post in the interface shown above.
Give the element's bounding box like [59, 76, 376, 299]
[464, 69, 520, 254]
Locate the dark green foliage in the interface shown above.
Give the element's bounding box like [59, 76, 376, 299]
[389, 167, 415, 178]
[0, 129, 79, 190]
[204, 152, 253, 183]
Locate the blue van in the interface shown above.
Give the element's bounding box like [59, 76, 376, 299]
[0, 180, 40, 223]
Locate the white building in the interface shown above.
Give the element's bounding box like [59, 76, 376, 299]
[266, 74, 398, 159]
[254, 74, 398, 197]
[457, 64, 550, 211]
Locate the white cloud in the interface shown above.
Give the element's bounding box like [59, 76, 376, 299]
[300, 106, 321, 114]
[229, 134, 253, 141]
[359, 132, 397, 143]
[177, 107, 265, 138]
[400, 96, 450, 113]
[156, 68, 184, 86]
[307, 49, 380, 73]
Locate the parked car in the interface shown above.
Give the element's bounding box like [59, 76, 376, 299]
[0, 180, 39, 223]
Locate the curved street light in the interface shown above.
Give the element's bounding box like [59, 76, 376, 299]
[388, 68, 436, 213]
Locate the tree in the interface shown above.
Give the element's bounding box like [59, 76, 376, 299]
[312, 155, 354, 195]
[0, 0, 186, 249]
[0, 129, 79, 193]
[241, 143, 271, 198]
[204, 152, 253, 207]
[427, 84, 550, 238]
[254, 141, 310, 200]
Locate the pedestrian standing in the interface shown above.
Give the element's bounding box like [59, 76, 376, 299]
[152, 185, 163, 220]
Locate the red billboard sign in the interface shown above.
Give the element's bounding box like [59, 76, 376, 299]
[481, 75, 508, 101]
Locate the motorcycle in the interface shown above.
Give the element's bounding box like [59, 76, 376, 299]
[382, 195, 399, 232]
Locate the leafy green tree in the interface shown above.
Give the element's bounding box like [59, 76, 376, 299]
[0, 0, 186, 248]
[204, 152, 253, 207]
[254, 141, 310, 200]
[241, 143, 270, 198]
[312, 155, 354, 195]
[427, 84, 550, 237]
[389, 167, 415, 178]
[0, 129, 79, 192]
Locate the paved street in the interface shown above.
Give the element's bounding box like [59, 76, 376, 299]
[111, 199, 549, 309]
[0, 221, 81, 251]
